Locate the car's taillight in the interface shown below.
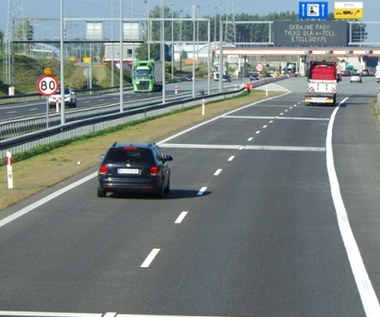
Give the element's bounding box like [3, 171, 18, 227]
[150, 166, 159, 176]
[99, 165, 108, 175]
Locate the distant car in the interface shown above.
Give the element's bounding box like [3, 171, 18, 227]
[48, 87, 77, 108]
[97, 142, 173, 198]
[249, 72, 259, 80]
[340, 70, 351, 76]
[213, 72, 231, 82]
[223, 74, 231, 82]
[350, 72, 362, 83]
[184, 74, 193, 81]
[361, 69, 371, 76]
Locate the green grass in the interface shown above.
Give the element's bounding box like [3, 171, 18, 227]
[0, 54, 130, 95]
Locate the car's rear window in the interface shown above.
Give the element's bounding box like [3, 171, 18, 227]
[56, 88, 70, 94]
[105, 148, 152, 165]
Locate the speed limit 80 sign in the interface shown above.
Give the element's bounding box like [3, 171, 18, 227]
[36, 75, 59, 96]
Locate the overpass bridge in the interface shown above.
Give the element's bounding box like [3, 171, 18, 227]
[214, 47, 380, 76]
[216, 47, 380, 58]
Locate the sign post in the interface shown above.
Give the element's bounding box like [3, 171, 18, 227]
[299, 2, 328, 19]
[36, 74, 59, 97]
[256, 63, 264, 87]
[334, 2, 363, 19]
[256, 63, 264, 73]
[6, 151, 13, 189]
[36, 71, 59, 128]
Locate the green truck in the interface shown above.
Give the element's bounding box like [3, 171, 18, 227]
[132, 60, 163, 92]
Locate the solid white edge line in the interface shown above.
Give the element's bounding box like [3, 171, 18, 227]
[0, 172, 98, 228]
[175, 211, 188, 224]
[326, 99, 380, 316]
[0, 312, 223, 317]
[140, 248, 160, 268]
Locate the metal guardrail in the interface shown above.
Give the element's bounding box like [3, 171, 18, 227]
[0, 87, 232, 139]
[0, 78, 185, 105]
[0, 85, 132, 105]
[0, 86, 247, 159]
[0, 76, 286, 160]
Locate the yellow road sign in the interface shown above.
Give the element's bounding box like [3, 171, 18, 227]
[334, 8, 363, 19]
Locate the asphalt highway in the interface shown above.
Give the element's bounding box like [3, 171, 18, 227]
[1, 76, 380, 317]
[0, 79, 241, 121]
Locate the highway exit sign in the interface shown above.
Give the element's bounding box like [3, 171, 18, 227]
[299, 2, 328, 19]
[334, 2, 363, 19]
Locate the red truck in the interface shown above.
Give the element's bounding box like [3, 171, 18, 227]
[305, 61, 339, 106]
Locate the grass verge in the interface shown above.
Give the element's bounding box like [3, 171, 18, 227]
[0, 90, 282, 211]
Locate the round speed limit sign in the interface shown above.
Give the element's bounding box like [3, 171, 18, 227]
[36, 75, 59, 96]
[255, 63, 264, 73]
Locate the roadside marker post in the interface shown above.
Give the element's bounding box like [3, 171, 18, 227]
[6, 151, 13, 189]
[202, 99, 206, 116]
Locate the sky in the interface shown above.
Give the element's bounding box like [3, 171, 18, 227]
[1, 0, 379, 43]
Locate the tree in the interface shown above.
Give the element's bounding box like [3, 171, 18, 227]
[16, 18, 33, 41]
[15, 18, 34, 54]
[0, 30, 4, 55]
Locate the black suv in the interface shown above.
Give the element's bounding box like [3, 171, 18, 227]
[97, 142, 173, 198]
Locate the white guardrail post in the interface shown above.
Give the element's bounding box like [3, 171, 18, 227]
[6, 150, 13, 189]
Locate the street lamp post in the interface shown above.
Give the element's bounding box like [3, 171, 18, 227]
[171, 0, 174, 80]
[119, 0, 124, 112]
[161, 0, 165, 103]
[60, 0, 65, 125]
[111, 0, 114, 86]
[214, 6, 217, 42]
[144, 0, 150, 60]
[192, 4, 196, 98]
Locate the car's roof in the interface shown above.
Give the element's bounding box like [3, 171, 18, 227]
[110, 142, 156, 149]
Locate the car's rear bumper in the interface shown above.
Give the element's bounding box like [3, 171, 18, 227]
[98, 177, 164, 193]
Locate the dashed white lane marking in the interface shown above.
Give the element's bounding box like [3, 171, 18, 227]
[161, 144, 325, 152]
[197, 186, 207, 196]
[158, 93, 290, 145]
[175, 211, 188, 224]
[326, 99, 380, 317]
[247, 137, 254, 141]
[214, 169, 222, 176]
[223, 115, 329, 121]
[140, 248, 160, 268]
[255, 130, 261, 134]
[228, 156, 235, 161]
[263, 125, 268, 129]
